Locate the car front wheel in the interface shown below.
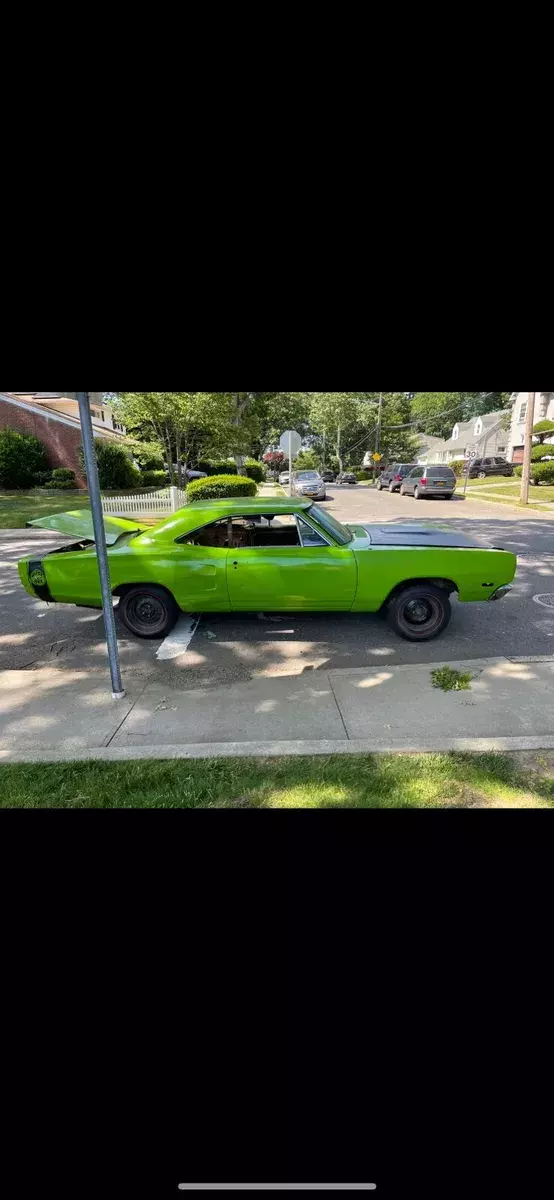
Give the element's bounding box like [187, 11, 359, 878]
[387, 584, 451, 641]
[118, 586, 179, 639]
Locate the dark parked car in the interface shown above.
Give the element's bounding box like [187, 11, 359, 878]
[463, 456, 514, 479]
[336, 472, 357, 485]
[321, 470, 336, 482]
[376, 463, 418, 493]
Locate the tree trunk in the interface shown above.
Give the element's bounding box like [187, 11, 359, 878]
[175, 429, 182, 488]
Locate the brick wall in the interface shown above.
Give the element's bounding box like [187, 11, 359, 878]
[0, 396, 86, 486]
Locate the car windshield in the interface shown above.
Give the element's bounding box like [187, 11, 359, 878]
[297, 472, 320, 480]
[310, 505, 352, 545]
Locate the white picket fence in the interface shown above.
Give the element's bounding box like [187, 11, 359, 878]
[101, 486, 187, 518]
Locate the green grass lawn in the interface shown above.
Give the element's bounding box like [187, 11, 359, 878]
[464, 486, 554, 510]
[0, 490, 91, 529]
[1, 752, 552, 808]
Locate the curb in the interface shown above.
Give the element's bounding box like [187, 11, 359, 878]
[2, 735, 554, 764]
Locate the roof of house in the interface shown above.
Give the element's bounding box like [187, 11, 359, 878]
[0, 393, 126, 440]
[438, 410, 505, 453]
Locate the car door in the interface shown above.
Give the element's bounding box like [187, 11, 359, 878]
[226, 514, 357, 611]
[403, 468, 419, 494]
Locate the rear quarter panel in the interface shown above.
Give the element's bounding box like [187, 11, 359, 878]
[352, 546, 517, 610]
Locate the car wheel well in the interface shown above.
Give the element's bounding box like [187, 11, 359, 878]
[112, 582, 178, 604]
[382, 578, 458, 609]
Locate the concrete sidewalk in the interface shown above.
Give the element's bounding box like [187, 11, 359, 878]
[1, 655, 554, 762]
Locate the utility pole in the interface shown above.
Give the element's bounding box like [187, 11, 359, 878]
[520, 392, 536, 505]
[373, 392, 383, 483]
[337, 425, 341, 474]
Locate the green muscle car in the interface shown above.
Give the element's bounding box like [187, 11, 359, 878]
[18, 498, 516, 642]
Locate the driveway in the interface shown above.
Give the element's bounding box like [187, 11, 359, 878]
[1, 487, 553, 686]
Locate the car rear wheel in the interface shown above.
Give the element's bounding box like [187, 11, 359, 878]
[388, 481, 396, 493]
[414, 486, 422, 499]
[387, 585, 451, 641]
[478, 471, 487, 479]
[118, 586, 179, 639]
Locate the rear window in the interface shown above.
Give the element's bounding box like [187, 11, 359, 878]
[427, 467, 455, 478]
[399, 465, 414, 475]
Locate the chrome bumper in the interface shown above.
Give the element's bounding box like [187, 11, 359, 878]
[488, 585, 513, 602]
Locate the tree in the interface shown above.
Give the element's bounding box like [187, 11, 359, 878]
[116, 393, 232, 485]
[293, 450, 319, 471]
[410, 392, 513, 439]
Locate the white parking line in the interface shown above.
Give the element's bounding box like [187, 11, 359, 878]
[156, 614, 201, 660]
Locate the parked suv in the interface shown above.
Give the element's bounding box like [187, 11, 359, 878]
[400, 465, 457, 499]
[292, 470, 326, 500]
[376, 463, 417, 493]
[463, 456, 514, 480]
[336, 472, 357, 486]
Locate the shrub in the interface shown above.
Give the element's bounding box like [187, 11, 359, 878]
[450, 459, 466, 477]
[244, 460, 265, 483]
[45, 479, 78, 490]
[197, 461, 239, 477]
[514, 466, 523, 477]
[52, 467, 77, 484]
[141, 469, 168, 488]
[32, 470, 53, 487]
[80, 441, 141, 490]
[531, 443, 554, 462]
[533, 420, 554, 440]
[186, 474, 257, 502]
[354, 469, 370, 481]
[531, 462, 554, 486]
[0, 429, 48, 488]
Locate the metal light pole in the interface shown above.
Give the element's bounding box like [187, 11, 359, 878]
[77, 392, 125, 699]
[520, 392, 536, 506]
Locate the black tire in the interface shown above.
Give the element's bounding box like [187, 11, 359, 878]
[388, 481, 396, 493]
[118, 585, 179, 639]
[387, 584, 452, 642]
[414, 486, 422, 499]
[444, 493, 453, 500]
[478, 471, 487, 479]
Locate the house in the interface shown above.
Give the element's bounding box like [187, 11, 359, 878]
[507, 392, 554, 463]
[420, 411, 508, 466]
[0, 392, 128, 485]
[415, 434, 444, 465]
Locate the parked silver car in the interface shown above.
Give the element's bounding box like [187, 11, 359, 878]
[400, 465, 457, 499]
[292, 470, 326, 500]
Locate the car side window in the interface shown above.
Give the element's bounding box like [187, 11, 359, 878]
[296, 517, 329, 548]
[409, 468, 420, 478]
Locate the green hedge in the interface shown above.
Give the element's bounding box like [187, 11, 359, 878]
[186, 474, 257, 502]
[531, 443, 554, 462]
[531, 462, 554, 486]
[79, 441, 141, 490]
[197, 461, 239, 476]
[32, 470, 53, 487]
[514, 466, 522, 477]
[45, 479, 78, 490]
[244, 460, 265, 483]
[0, 429, 48, 488]
[141, 469, 168, 488]
[450, 459, 467, 477]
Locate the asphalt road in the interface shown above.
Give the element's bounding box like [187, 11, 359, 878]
[1, 486, 553, 686]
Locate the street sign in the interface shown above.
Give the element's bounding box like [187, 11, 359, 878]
[465, 448, 477, 460]
[372, 453, 382, 462]
[279, 430, 302, 458]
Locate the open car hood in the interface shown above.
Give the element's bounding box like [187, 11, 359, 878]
[27, 510, 147, 545]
